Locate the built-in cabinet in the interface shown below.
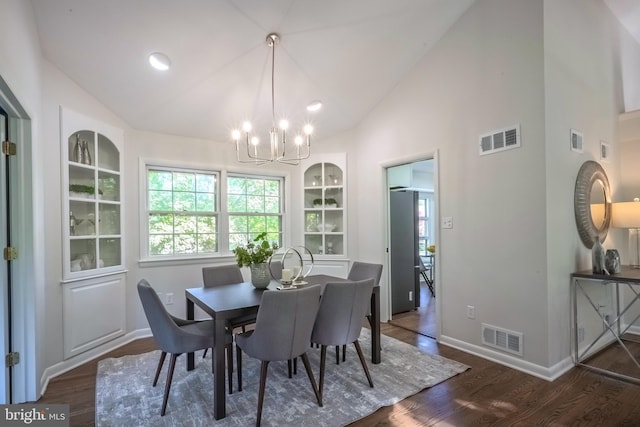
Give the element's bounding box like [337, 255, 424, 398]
[301, 153, 349, 276]
[60, 107, 126, 359]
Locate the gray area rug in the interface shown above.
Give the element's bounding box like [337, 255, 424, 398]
[96, 329, 469, 426]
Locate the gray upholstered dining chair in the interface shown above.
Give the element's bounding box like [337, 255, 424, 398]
[347, 261, 383, 286]
[419, 257, 435, 297]
[311, 278, 375, 404]
[137, 279, 234, 416]
[201, 264, 254, 359]
[235, 285, 322, 427]
[268, 259, 283, 280]
[332, 261, 383, 362]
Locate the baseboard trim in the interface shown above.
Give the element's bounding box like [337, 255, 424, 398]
[439, 334, 574, 381]
[39, 328, 152, 397]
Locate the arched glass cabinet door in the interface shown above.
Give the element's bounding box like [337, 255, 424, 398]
[62, 107, 124, 280]
[303, 159, 345, 256]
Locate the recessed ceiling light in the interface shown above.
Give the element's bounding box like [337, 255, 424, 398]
[149, 52, 171, 71]
[306, 100, 322, 112]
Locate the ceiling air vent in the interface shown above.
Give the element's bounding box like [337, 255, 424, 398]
[479, 124, 521, 156]
[482, 323, 523, 356]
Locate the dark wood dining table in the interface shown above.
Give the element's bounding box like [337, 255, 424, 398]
[185, 273, 381, 420]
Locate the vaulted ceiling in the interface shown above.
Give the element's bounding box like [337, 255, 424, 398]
[30, 0, 640, 143]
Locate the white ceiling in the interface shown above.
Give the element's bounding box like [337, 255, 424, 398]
[30, 0, 476, 142]
[30, 0, 640, 143]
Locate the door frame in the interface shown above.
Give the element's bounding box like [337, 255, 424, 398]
[382, 150, 441, 339]
[0, 75, 37, 403]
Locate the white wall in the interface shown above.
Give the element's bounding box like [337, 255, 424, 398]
[0, 0, 45, 402]
[351, 0, 551, 369]
[543, 0, 636, 366]
[619, 110, 640, 200]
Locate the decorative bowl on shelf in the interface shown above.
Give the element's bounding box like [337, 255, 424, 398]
[316, 223, 335, 232]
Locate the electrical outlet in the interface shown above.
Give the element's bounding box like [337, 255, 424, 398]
[466, 305, 475, 319]
[409, 291, 413, 302]
[166, 293, 174, 305]
[577, 324, 585, 343]
[442, 216, 453, 229]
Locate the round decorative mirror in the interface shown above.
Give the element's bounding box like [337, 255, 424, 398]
[574, 160, 612, 248]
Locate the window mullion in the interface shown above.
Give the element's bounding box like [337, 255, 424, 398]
[219, 169, 230, 254]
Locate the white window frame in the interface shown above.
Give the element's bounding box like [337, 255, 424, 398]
[139, 159, 289, 266]
[226, 172, 284, 250]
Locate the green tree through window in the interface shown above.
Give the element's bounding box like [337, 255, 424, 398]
[228, 175, 282, 250]
[145, 166, 283, 259]
[147, 169, 218, 255]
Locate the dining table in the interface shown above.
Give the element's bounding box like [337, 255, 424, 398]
[185, 273, 381, 420]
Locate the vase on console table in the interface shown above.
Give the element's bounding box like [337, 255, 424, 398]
[605, 249, 620, 274]
[592, 236, 608, 275]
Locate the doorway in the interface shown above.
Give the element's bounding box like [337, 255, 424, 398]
[0, 105, 9, 403]
[0, 74, 35, 403]
[386, 159, 437, 338]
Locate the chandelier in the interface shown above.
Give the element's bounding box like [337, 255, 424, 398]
[232, 33, 316, 165]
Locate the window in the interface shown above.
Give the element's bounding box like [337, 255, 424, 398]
[144, 165, 283, 260]
[418, 193, 434, 257]
[227, 175, 283, 249]
[147, 168, 218, 256]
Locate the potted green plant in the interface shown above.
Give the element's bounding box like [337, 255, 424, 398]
[324, 198, 338, 207]
[69, 184, 104, 198]
[232, 232, 279, 288]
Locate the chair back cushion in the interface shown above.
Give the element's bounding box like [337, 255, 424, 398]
[137, 279, 184, 353]
[347, 262, 382, 286]
[202, 264, 243, 287]
[268, 260, 283, 280]
[311, 278, 375, 346]
[238, 285, 321, 361]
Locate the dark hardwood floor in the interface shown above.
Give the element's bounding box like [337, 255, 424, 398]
[38, 325, 640, 426]
[389, 281, 436, 338]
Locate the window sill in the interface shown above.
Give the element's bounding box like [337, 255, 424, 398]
[138, 254, 237, 268]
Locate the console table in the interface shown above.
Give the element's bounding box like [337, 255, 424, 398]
[571, 266, 640, 383]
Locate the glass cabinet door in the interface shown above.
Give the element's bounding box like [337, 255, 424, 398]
[303, 160, 345, 256]
[62, 107, 124, 280]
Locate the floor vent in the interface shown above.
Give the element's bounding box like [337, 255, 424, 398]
[482, 323, 523, 356]
[479, 124, 521, 155]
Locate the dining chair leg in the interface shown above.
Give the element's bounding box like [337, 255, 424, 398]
[353, 340, 374, 388]
[256, 360, 270, 427]
[300, 352, 322, 407]
[335, 346, 340, 365]
[287, 358, 298, 377]
[161, 353, 178, 416]
[226, 343, 233, 394]
[342, 344, 346, 362]
[153, 351, 167, 387]
[202, 348, 208, 359]
[319, 345, 327, 405]
[236, 344, 242, 392]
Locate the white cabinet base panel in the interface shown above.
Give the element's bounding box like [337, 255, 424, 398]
[63, 273, 126, 359]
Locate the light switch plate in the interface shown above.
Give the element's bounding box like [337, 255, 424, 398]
[442, 217, 453, 229]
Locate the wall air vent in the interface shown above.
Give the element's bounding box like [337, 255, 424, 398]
[481, 323, 523, 356]
[479, 124, 521, 156]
